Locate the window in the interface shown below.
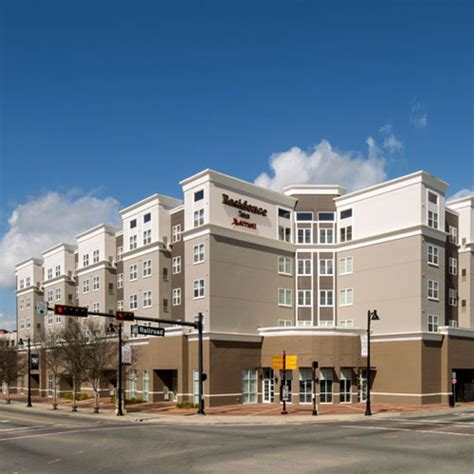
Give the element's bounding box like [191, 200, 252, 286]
[162, 268, 168, 281]
[93, 250, 100, 263]
[19, 299, 24, 310]
[117, 300, 124, 310]
[320, 290, 334, 307]
[194, 189, 204, 202]
[297, 320, 312, 327]
[92, 302, 100, 313]
[108, 283, 114, 296]
[19, 279, 24, 289]
[427, 244, 439, 266]
[93, 276, 100, 291]
[428, 210, 438, 229]
[278, 288, 292, 307]
[278, 208, 291, 219]
[47, 290, 53, 303]
[340, 209, 352, 219]
[278, 319, 292, 327]
[26, 297, 31, 308]
[339, 257, 353, 275]
[319, 259, 333, 276]
[163, 298, 169, 312]
[172, 225, 182, 243]
[143, 290, 152, 308]
[19, 319, 25, 330]
[428, 314, 439, 333]
[318, 212, 335, 221]
[129, 294, 138, 310]
[173, 288, 182, 306]
[47, 268, 53, 279]
[278, 225, 291, 242]
[55, 311, 61, 323]
[130, 219, 137, 229]
[296, 212, 313, 221]
[340, 369, 352, 403]
[339, 320, 353, 328]
[129, 235, 137, 250]
[83, 279, 90, 293]
[172, 256, 181, 274]
[129, 264, 138, 281]
[297, 227, 312, 244]
[297, 290, 312, 307]
[427, 280, 439, 301]
[462, 268, 467, 281]
[320, 368, 333, 404]
[193, 279, 205, 299]
[448, 257, 457, 275]
[129, 369, 137, 398]
[448, 226, 458, 244]
[143, 260, 152, 277]
[193, 209, 204, 227]
[461, 299, 467, 308]
[55, 265, 61, 277]
[83, 254, 89, 267]
[319, 228, 334, 244]
[193, 243, 205, 264]
[55, 288, 61, 301]
[428, 191, 438, 204]
[278, 257, 292, 275]
[241, 369, 258, 404]
[297, 259, 312, 275]
[449, 288, 457, 307]
[143, 370, 149, 401]
[299, 369, 313, 404]
[339, 288, 353, 306]
[117, 273, 123, 288]
[144, 212, 151, 223]
[340, 226, 353, 242]
[26, 277, 31, 287]
[117, 246, 123, 262]
[143, 229, 152, 245]
[47, 311, 54, 325]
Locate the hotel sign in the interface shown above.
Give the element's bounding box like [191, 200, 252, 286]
[222, 193, 267, 230]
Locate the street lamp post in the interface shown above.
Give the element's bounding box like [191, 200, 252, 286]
[311, 361, 318, 416]
[365, 310, 380, 416]
[19, 338, 32, 408]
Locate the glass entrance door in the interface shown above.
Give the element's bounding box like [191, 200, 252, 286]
[263, 369, 274, 403]
[241, 369, 257, 403]
[358, 369, 368, 403]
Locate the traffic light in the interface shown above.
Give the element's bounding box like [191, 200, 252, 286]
[115, 311, 135, 322]
[54, 304, 88, 317]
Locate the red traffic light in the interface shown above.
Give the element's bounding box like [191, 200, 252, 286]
[54, 304, 88, 317]
[115, 311, 135, 322]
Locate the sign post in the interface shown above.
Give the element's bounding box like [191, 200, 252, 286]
[450, 371, 457, 407]
[312, 361, 318, 416]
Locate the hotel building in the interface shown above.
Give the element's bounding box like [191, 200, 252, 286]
[15, 170, 474, 406]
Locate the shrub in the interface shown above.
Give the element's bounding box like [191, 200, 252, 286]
[176, 401, 197, 409]
[63, 392, 89, 401]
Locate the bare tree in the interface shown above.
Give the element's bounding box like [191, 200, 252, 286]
[55, 319, 88, 412]
[37, 329, 64, 409]
[84, 320, 116, 414]
[0, 342, 25, 404]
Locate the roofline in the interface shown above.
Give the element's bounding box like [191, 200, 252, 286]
[180, 169, 298, 207]
[446, 195, 474, 207]
[41, 242, 77, 257]
[334, 170, 449, 203]
[119, 193, 182, 215]
[76, 223, 120, 240]
[15, 257, 43, 270]
[284, 184, 346, 196]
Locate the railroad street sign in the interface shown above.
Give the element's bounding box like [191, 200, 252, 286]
[131, 325, 165, 337]
[35, 301, 47, 316]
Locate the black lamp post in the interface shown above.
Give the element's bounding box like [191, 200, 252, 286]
[107, 323, 123, 416]
[365, 310, 380, 416]
[311, 361, 318, 416]
[18, 338, 32, 408]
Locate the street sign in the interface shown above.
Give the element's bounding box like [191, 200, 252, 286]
[360, 335, 368, 357]
[282, 384, 290, 401]
[122, 345, 132, 365]
[131, 325, 165, 337]
[272, 354, 298, 370]
[30, 354, 39, 370]
[35, 301, 47, 317]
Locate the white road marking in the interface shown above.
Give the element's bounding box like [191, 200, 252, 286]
[342, 425, 474, 437]
[0, 425, 46, 433]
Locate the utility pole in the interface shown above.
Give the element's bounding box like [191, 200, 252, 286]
[197, 312, 205, 415]
[26, 338, 32, 408]
[117, 322, 123, 416]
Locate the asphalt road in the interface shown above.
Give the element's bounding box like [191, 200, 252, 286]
[0, 406, 473, 473]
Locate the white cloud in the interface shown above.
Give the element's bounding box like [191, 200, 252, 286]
[379, 124, 403, 153]
[0, 313, 16, 331]
[448, 188, 474, 201]
[410, 99, 428, 128]
[0, 192, 121, 289]
[255, 138, 387, 193]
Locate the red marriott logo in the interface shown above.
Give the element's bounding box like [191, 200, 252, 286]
[232, 218, 257, 229]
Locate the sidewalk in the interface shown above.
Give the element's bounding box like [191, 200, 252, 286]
[1, 397, 473, 425]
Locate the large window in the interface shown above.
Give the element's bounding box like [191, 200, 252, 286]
[299, 369, 313, 404]
[278, 225, 291, 242]
[318, 212, 335, 221]
[319, 259, 333, 276]
[340, 209, 352, 219]
[428, 210, 439, 229]
[143, 229, 152, 245]
[278, 257, 292, 276]
[296, 212, 313, 221]
[143, 290, 152, 308]
[297, 290, 312, 307]
[339, 257, 353, 275]
[193, 209, 205, 227]
[129, 294, 138, 310]
[129, 235, 137, 250]
[55, 265, 61, 277]
[194, 189, 204, 202]
[193, 279, 205, 299]
[93, 250, 100, 264]
[427, 280, 439, 301]
[340, 369, 352, 403]
[319, 228, 334, 244]
[83, 279, 89, 293]
[47, 374, 54, 397]
[47, 268, 53, 279]
[55, 288, 61, 301]
[449, 288, 457, 307]
[340, 226, 353, 243]
[172, 224, 182, 243]
[449, 257, 457, 275]
[339, 288, 353, 306]
[319, 368, 333, 404]
[92, 276, 100, 291]
[319, 290, 334, 307]
[143, 260, 152, 277]
[448, 226, 458, 244]
[427, 244, 439, 266]
[297, 227, 312, 244]
[193, 243, 205, 264]
[172, 257, 181, 274]
[241, 369, 257, 403]
[129, 369, 137, 399]
[172, 288, 182, 306]
[83, 254, 89, 267]
[129, 264, 138, 281]
[143, 370, 149, 401]
[297, 259, 311, 275]
[278, 208, 291, 219]
[117, 273, 123, 288]
[144, 212, 151, 223]
[278, 288, 292, 307]
[428, 314, 439, 333]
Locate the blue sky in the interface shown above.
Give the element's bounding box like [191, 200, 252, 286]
[0, 0, 472, 328]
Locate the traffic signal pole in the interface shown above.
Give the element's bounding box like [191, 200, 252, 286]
[117, 322, 124, 416]
[197, 312, 205, 415]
